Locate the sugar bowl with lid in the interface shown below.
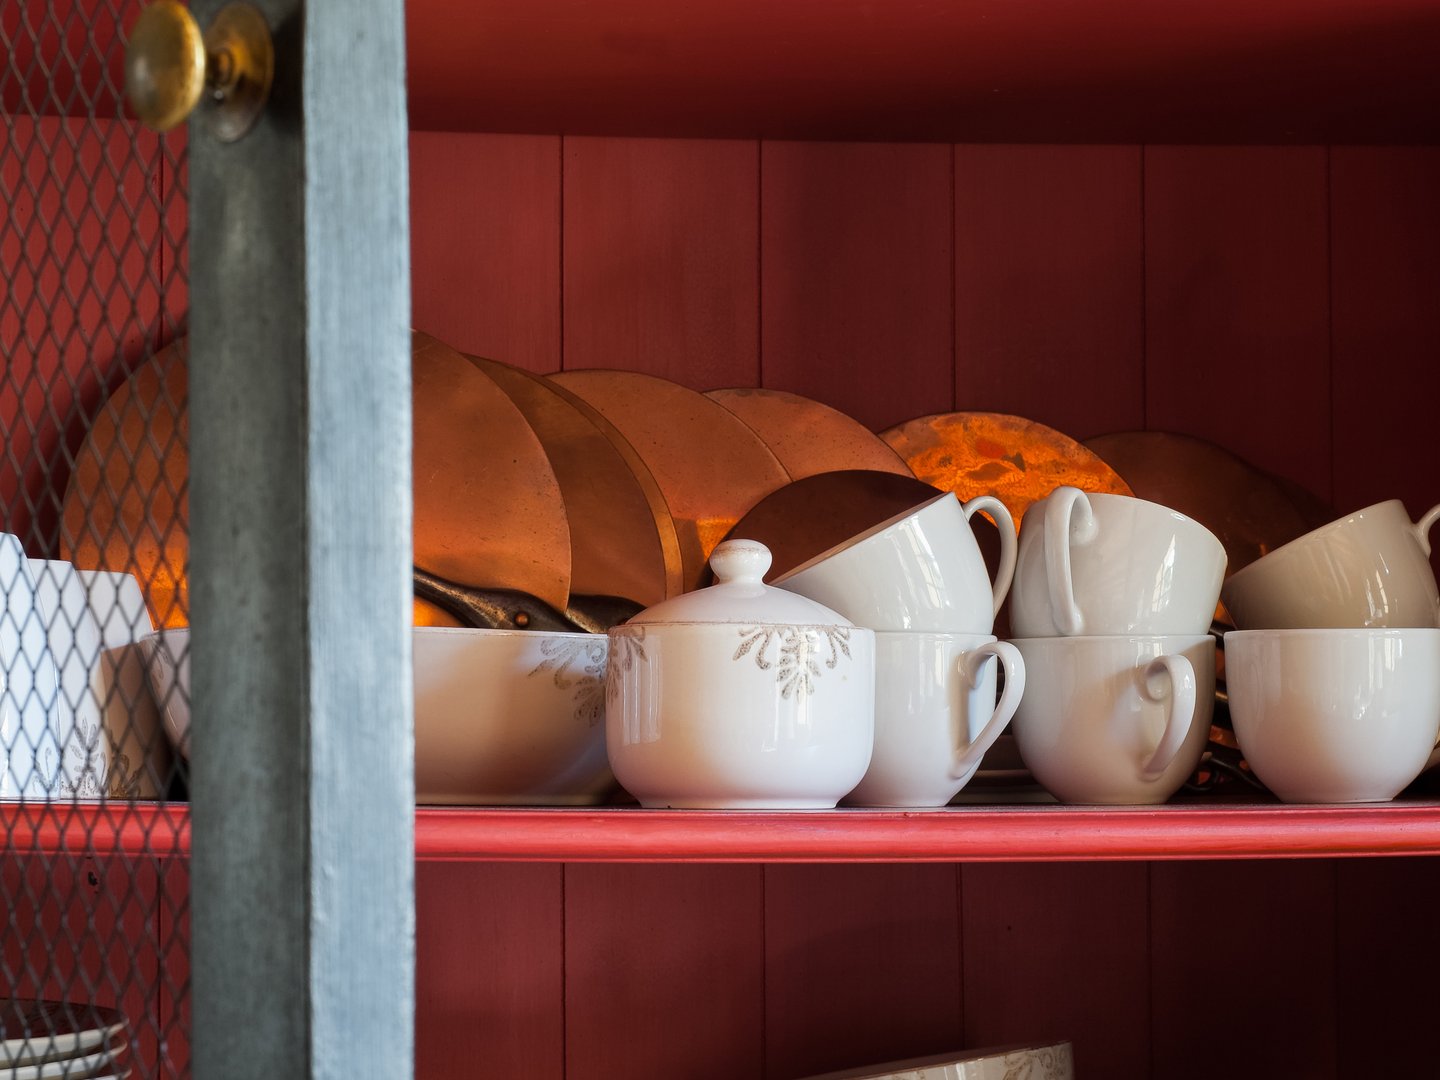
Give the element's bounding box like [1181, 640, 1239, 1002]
[606, 539, 875, 808]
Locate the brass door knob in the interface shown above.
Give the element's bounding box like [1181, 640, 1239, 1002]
[125, 0, 274, 142]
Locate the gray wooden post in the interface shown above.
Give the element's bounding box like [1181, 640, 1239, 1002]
[186, 1, 413, 1077]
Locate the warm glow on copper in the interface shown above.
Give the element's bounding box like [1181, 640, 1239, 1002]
[881, 412, 1132, 532]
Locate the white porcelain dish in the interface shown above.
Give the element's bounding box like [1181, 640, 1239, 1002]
[796, 1040, 1073, 1080]
[0, 1000, 125, 1068]
[26, 561, 167, 799]
[414, 625, 613, 805]
[1010, 486, 1226, 637]
[846, 631, 1025, 808]
[1, 535, 63, 799]
[3, 1040, 126, 1080]
[143, 626, 614, 805]
[1221, 498, 1440, 629]
[607, 539, 874, 809]
[1010, 634, 1214, 805]
[1224, 628, 1440, 802]
[771, 491, 1016, 634]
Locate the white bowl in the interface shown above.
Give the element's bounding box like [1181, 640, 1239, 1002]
[414, 626, 613, 805]
[607, 539, 875, 809]
[1224, 628, 1440, 802]
[143, 626, 616, 805]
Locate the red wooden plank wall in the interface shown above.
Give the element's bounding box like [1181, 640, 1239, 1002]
[404, 136, 1440, 1080]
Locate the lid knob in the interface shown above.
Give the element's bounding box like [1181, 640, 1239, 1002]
[709, 539, 772, 586]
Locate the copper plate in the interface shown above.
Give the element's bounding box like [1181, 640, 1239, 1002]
[1083, 430, 1328, 579]
[547, 370, 791, 591]
[716, 470, 945, 581]
[61, 339, 190, 629]
[412, 332, 572, 617]
[471, 356, 679, 607]
[881, 411, 1133, 533]
[704, 387, 913, 480]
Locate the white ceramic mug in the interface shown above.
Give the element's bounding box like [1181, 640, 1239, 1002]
[771, 491, 1017, 634]
[846, 632, 1025, 807]
[1010, 487, 1226, 637]
[1009, 634, 1215, 804]
[1224, 628, 1440, 802]
[1, 535, 63, 799]
[27, 561, 170, 799]
[1221, 499, 1440, 630]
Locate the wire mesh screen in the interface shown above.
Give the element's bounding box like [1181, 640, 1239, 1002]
[3, 2, 190, 1077]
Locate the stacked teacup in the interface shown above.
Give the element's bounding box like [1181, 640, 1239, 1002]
[772, 491, 1026, 807]
[1006, 487, 1227, 804]
[1220, 500, 1440, 803]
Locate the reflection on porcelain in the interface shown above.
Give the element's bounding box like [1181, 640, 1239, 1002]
[771, 491, 1017, 633]
[1010, 487, 1226, 638]
[846, 632, 1025, 808]
[1224, 628, 1440, 802]
[1010, 635, 1214, 805]
[607, 539, 875, 809]
[1221, 499, 1440, 629]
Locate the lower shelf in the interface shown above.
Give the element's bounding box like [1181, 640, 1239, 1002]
[13, 797, 1440, 862]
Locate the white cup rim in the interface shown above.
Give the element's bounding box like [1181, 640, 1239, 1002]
[1009, 633, 1214, 647]
[1224, 626, 1440, 641]
[1224, 498, 1409, 587]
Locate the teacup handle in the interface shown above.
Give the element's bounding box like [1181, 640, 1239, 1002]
[1138, 654, 1197, 782]
[961, 495, 1018, 620]
[1414, 503, 1440, 557]
[950, 640, 1026, 781]
[1043, 486, 1098, 636]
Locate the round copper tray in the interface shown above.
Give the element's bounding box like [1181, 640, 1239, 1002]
[61, 339, 190, 629]
[881, 411, 1133, 534]
[548, 369, 791, 591]
[705, 387, 912, 480]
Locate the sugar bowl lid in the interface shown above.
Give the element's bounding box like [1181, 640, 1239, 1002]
[624, 539, 854, 626]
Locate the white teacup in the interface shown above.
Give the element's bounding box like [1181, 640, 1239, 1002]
[1221, 499, 1440, 630]
[2, 535, 62, 799]
[1009, 634, 1215, 804]
[845, 632, 1025, 808]
[771, 491, 1017, 634]
[28, 560, 170, 799]
[1224, 628, 1440, 803]
[1010, 487, 1226, 637]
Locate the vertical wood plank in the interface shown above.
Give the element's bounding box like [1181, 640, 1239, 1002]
[0, 116, 162, 554]
[563, 137, 760, 388]
[565, 864, 765, 1080]
[761, 141, 954, 430]
[1329, 147, 1440, 579]
[1335, 856, 1440, 1074]
[764, 864, 962, 1080]
[409, 132, 562, 371]
[1145, 146, 1331, 503]
[1150, 860, 1337, 1080]
[953, 145, 1144, 439]
[962, 863, 1148, 1079]
[0, 853, 161, 1076]
[415, 862, 564, 1080]
[157, 856, 190, 1080]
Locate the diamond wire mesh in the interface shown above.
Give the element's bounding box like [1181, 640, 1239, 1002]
[3, 2, 190, 1077]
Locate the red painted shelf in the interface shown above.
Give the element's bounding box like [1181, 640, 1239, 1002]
[410, 800, 1440, 863]
[14, 799, 1440, 862]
